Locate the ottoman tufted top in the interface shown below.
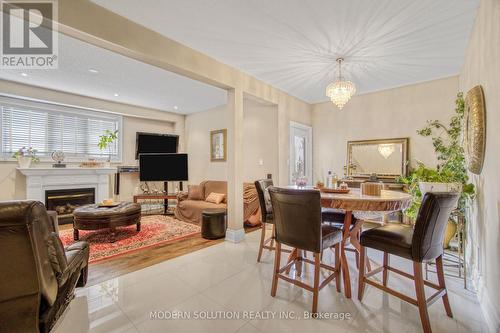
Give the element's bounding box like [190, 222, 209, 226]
[73, 202, 141, 218]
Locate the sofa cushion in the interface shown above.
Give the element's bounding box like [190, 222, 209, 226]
[174, 199, 226, 224]
[187, 185, 204, 200]
[203, 181, 227, 201]
[206, 192, 226, 204]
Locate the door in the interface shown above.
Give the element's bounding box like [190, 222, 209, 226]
[289, 121, 312, 185]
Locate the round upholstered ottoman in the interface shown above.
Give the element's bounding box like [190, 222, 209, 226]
[73, 202, 141, 242]
[201, 208, 227, 239]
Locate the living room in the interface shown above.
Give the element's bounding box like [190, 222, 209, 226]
[0, 1, 499, 333]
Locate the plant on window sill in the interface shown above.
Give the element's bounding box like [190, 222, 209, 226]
[398, 92, 475, 222]
[98, 129, 118, 164]
[12, 147, 39, 168]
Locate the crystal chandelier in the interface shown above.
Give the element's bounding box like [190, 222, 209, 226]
[325, 58, 356, 109]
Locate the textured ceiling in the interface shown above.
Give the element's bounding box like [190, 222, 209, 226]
[0, 33, 227, 114]
[92, 0, 479, 103]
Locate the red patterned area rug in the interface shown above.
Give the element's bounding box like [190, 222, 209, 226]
[59, 215, 200, 263]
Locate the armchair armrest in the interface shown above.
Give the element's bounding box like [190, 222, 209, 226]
[47, 210, 59, 234]
[177, 191, 188, 202]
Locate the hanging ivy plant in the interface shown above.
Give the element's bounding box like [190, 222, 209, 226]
[398, 93, 475, 220]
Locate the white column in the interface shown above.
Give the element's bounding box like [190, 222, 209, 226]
[225, 88, 245, 242]
[277, 95, 289, 186]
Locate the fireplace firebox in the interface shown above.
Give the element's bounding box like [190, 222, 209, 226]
[45, 188, 95, 224]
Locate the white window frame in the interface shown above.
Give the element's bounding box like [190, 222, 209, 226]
[0, 95, 123, 163]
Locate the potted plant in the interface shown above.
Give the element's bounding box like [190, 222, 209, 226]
[13, 147, 39, 168]
[98, 129, 118, 166]
[399, 93, 475, 248]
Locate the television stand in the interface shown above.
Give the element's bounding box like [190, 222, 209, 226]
[133, 193, 178, 215]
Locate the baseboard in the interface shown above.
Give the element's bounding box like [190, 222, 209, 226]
[475, 275, 500, 332]
[225, 228, 245, 243]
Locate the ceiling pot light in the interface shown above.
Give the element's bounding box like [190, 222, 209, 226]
[114, 93, 119, 97]
[173, 106, 179, 110]
[21, 73, 28, 77]
[88, 69, 99, 74]
[325, 58, 356, 109]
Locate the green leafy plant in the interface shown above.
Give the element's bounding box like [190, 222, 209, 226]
[12, 146, 39, 163]
[98, 129, 118, 161]
[398, 93, 474, 220]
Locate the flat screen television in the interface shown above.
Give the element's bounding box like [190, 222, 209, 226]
[139, 153, 188, 181]
[135, 132, 178, 159]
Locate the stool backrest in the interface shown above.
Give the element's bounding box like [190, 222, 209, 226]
[412, 192, 460, 262]
[255, 179, 273, 222]
[268, 187, 322, 253]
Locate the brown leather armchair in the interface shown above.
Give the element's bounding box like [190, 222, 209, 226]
[0, 201, 89, 333]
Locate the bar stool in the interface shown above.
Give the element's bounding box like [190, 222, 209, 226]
[358, 192, 459, 333]
[269, 187, 343, 314]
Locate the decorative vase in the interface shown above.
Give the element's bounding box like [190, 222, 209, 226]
[17, 156, 32, 168]
[443, 220, 457, 249]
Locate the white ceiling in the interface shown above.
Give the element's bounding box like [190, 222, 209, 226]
[0, 33, 227, 114]
[92, 0, 479, 103]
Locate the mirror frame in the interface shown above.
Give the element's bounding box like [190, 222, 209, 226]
[346, 137, 409, 179]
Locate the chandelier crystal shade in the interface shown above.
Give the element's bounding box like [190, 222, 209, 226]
[325, 58, 356, 109]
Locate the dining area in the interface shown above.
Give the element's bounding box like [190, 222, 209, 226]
[254, 177, 459, 333]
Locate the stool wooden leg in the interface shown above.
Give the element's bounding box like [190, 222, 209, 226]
[414, 261, 432, 333]
[341, 240, 351, 298]
[383, 252, 389, 286]
[271, 242, 282, 297]
[436, 255, 453, 318]
[334, 243, 341, 292]
[136, 222, 141, 232]
[358, 245, 366, 301]
[296, 250, 303, 277]
[312, 252, 321, 314]
[73, 228, 79, 241]
[257, 222, 267, 262]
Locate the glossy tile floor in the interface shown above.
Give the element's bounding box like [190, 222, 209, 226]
[52, 229, 488, 333]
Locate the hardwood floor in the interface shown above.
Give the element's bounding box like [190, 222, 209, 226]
[60, 222, 260, 286]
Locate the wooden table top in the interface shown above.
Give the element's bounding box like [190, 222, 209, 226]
[281, 186, 412, 212]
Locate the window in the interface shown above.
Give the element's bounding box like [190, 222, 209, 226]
[0, 96, 122, 161]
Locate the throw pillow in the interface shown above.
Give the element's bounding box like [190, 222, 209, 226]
[187, 185, 203, 200]
[206, 192, 226, 204]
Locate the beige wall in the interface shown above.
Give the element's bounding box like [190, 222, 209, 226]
[459, 0, 500, 330]
[185, 98, 280, 185]
[0, 80, 183, 203]
[243, 99, 278, 183]
[312, 76, 458, 183]
[184, 104, 228, 185]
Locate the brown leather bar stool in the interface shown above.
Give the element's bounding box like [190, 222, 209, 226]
[358, 192, 459, 333]
[255, 179, 349, 262]
[268, 187, 343, 314]
[254, 179, 292, 262]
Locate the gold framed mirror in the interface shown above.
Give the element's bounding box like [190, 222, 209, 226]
[347, 138, 409, 179]
[464, 85, 486, 175]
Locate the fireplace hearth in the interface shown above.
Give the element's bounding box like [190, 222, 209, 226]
[45, 188, 95, 224]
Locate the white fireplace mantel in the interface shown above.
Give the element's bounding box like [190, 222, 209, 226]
[17, 167, 116, 203]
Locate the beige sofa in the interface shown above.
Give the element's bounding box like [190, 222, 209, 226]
[174, 180, 261, 225]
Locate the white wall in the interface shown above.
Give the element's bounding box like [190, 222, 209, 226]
[459, 0, 500, 330]
[312, 76, 458, 183]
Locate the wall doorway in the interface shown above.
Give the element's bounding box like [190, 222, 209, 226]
[289, 121, 312, 185]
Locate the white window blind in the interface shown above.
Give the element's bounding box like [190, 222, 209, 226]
[0, 96, 122, 161]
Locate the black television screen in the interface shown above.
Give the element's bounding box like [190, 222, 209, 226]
[136, 132, 178, 159]
[139, 153, 188, 181]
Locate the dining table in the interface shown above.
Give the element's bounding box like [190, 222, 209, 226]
[282, 185, 412, 298]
